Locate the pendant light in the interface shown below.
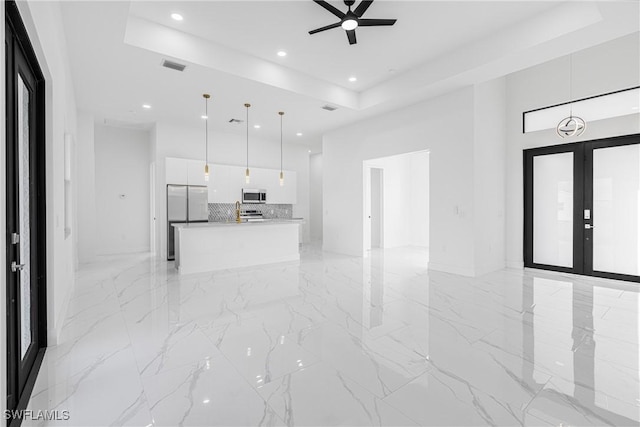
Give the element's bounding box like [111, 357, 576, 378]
[557, 54, 586, 138]
[278, 111, 284, 186]
[245, 103, 251, 184]
[203, 94, 210, 181]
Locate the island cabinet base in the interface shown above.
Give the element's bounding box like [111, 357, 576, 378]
[174, 222, 300, 274]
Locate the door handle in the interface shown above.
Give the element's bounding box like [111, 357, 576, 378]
[11, 261, 25, 272]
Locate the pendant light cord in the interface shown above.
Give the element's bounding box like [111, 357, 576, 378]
[205, 97, 208, 163]
[246, 104, 249, 170]
[280, 113, 283, 173]
[569, 54, 573, 117]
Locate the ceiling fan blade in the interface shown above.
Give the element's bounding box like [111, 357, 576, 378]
[346, 29, 357, 45]
[353, 0, 374, 17]
[357, 18, 397, 27]
[309, 22, 342, 34]
[312, 0, 345, 19]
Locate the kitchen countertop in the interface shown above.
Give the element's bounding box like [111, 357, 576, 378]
[172, 218, 305, 229]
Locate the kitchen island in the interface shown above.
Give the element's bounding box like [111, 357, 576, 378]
[173, 220, 304, 274]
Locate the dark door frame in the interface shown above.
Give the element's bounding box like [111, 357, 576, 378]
[5, 1, 47, 424]
[524, 133, 640, 283]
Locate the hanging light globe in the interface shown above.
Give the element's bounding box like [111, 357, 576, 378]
[556, 115, 586, 138]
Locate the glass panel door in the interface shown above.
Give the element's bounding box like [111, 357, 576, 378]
[591, 143, 640, 277]
[17, 73, 33, 360]
[533, 152, 574, 267]
[6, 1, 47, 418]
[525, 134, 640, 282]
[524, 144, 583, 274]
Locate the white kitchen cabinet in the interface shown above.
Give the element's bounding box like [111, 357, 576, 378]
[165, 158, 297, 204]
[268, 171, 297, 204]
[187, 159, 208, 186]
[208, 164, 244, 203]
[248, 167, 271, 190]
[165, 157, 188, 185]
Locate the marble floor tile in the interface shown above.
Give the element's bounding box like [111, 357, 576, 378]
[292, 322, 429, 398]
[25, 359, 152, 427]
[257, 362, 418, 426]
[200, 316, 321, 388]
[22, 247, 640, 426]
[141, 358, 282, 426]
[128, 321, 224, 378]
[383, 367, 530, 426]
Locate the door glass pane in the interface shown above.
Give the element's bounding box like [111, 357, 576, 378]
[533, 152, 574, 267]
[17, 74, 32, 359]
[593, 144, 640, 275]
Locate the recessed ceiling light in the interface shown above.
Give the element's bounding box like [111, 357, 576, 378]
[348, 76, 357, 82]
[308, 150, 312, 153]
[277, 51, 287, 57]
[296, 132, 303, 136]
[201, 115, 208, 119]
[171, 13, 183, 21]
[142, 104, 151, 109]
[254, 124, 261, 129]
[632, 106, 639, 110]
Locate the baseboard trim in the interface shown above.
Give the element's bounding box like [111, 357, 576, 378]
[507, 260, 524, 269]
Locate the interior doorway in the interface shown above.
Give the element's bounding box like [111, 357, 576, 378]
[363, 151, 429, 255]
[5, 1, 48, 422]
[524, 133, 640, 282]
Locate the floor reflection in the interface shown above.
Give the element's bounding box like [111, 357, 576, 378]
[523, 275, 639, 425]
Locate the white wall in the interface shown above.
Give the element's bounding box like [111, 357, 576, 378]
[309, 153, 323, 242]
[153, 121, 311, 259]
[15, 0, 78, 346]
[95, 124, 151, 254]
[76, 111, 97, 262]
[473, 78, 507, 276]
[505, 33, 640, 268]
[324, 87, 479, 275]
[324, 79, 508, 276]
[409, 151, 430, 248]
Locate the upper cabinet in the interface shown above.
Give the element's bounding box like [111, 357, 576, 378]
[208, 164, 244, 203]
[166, 157, 297, 204]
[208, 163, 297, 204]
[186, 159, 208, 186]
[166, 157, 208, 186]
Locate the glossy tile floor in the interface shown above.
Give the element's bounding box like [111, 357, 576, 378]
[24, 245, 639, 426]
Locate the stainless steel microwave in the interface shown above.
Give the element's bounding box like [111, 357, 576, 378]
[242, 188, 267, 204]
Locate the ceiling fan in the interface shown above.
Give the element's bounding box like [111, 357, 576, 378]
[308, 0, 397, 45]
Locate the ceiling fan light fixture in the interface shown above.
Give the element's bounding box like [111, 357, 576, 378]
[341, 18, 358, 30]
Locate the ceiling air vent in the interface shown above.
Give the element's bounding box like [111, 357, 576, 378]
[228, 118, 244, 123]
[161, 59, 186, 72]
[321, 104, 338, 111]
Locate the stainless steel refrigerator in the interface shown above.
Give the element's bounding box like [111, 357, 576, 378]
[167, 185, 209, 260]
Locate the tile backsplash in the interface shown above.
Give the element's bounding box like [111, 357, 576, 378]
[208, 203, 293, 222]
